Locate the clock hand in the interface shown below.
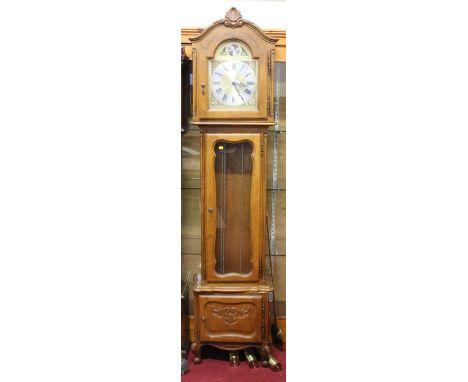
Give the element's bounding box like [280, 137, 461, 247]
[232, 82, 244, 102]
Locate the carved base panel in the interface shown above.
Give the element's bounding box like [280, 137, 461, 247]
[192, 291, 270, 364]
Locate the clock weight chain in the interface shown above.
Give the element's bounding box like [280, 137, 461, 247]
[239, 143, 244, 273]
[221, 146, 227, 273]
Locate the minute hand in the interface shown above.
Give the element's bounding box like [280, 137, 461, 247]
[232, 82, 244, 102]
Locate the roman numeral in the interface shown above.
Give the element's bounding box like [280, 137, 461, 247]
[247, 81, 254, 85]
[222, 94, 227, 102]
[244, 89, 252, 95]
[231, 96, 235, 103]
[245, 73, 252, 77]
[213, 81, 220, 85]
[215, 72, 222, 76]
[215, 88, 222, 94]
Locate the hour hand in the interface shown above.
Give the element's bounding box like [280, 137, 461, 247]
[231, 82, 244, 101]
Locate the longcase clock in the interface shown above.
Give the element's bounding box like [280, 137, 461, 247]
[190, 8, 277, 366]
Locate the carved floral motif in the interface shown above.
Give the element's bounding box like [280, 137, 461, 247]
[224, 7, 244, 28]
[212, 306, 251, 324]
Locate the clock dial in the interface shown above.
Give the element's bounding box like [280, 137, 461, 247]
[211, 60, 256, 106]
[209, 40, 258, 110]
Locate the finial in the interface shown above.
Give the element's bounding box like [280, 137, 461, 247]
[224, 7, 244, 28]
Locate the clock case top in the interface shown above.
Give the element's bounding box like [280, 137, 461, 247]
[190, 9, 277, 124]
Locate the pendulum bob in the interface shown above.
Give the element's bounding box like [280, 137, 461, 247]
[267, 354, 282, 372]
[229, 351, 240, 366]
[244, 349, 258, 368]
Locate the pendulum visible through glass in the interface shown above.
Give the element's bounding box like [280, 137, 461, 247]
[214, 141, 253, 275]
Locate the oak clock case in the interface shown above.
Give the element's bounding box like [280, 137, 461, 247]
[189, 8, 277, 367]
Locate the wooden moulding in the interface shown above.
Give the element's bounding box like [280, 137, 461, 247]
[193, 279, 274, 293]
[191, 121, 276, 126]
[182, 28, 286, 62]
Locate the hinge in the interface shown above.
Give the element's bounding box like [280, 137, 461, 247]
[260, 140, 264, 157]
[267, 98, 271, 115]
[259, 262, 263, 275]
[268, 53, 271, 74]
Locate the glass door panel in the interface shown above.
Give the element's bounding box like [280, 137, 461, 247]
[204, 133, 262, 282]
[214, 141, 253, 275]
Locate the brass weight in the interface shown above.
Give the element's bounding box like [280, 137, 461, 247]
[267, 354, 282, 371]
[243, 349, 258, 368]
[229, 351, 240, 366]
